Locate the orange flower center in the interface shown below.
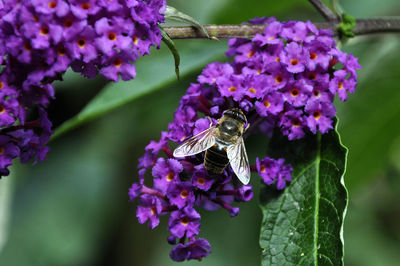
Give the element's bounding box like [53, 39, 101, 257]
[180, 189, 189, 199]
[260, 165, 266, 173]
[197, 177, 205, 185]
[0, 147, 4, 155]
[180, 217, 189, 226]
[0, 106, 5, 114]
[108, 32, 117, 41]
[338, 81, 344, 90]
[275, 57, 280, 62]
[57, 46, 66, 56]
[151, 206, 156, 215]
[113, 58, 122, 68]
[313, 111, 321, 120]
[249, 88, 256, 94]
[133, 36, 139, 45]
[256, 69, 261, 75]
[313, 90, 320, 98]
[290, 88, 299, 97]
[310, 52, 317, 60]
[263, 100, 270, 108]
[290, 59, 299, 65]
[228, 86, 237, 92]
[307, 72, 316, 80]
[48, 1, 57, 8]
[166, 172, 174, 182]
[247, 50, 255, 58]
[77, 38, 86, 48]
[292, 119, 300, 127]
[0, 81, 3, 89]
[275, 74, 283, 83]
[81, 2, 90, 9]
[40, 26, 49, 36]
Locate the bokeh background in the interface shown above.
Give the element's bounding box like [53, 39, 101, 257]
[1, 0, 400, 265]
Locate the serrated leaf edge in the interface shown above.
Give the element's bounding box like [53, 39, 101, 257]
[259, 118, 348, 265]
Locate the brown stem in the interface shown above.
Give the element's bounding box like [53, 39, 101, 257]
[308, 0, 339, 21]
[164, 18, 400, 39]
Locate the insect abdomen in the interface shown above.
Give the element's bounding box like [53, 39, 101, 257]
[204, 145, 229, 174]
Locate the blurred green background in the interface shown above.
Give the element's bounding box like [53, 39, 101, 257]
[1, 0, 400, 265]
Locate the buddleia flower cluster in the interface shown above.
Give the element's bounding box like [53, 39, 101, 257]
[129, 16, 361, 262]
[0, 0, 166, 177]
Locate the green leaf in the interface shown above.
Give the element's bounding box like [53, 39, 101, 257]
[259, 119, 348, 265]
[0, 175, 14, 253]
[52, 41, 226, 139]
[165, 6, 210, 38]
[159, 25, 180, 80]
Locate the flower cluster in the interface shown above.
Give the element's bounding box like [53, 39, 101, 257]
[224, 17, 361, 139]
[128, 16, 362, 262]
[0, 0, 166, 177]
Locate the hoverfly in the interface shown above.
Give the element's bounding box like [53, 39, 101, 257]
[173, 108, 251, 184]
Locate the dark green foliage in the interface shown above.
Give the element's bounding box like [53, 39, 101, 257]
[260, 120, 348, 265]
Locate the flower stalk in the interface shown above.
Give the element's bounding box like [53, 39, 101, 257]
[164, 18, 400, 39]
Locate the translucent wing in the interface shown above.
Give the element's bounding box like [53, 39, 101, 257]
[227, 137, 250, 184]
[173, 127, 217, 157]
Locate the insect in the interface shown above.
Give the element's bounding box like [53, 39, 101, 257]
[173, 108, 251, 184]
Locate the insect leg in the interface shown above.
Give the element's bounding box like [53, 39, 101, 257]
[206, 116, 213, 128]
[244, 122, 250, 132]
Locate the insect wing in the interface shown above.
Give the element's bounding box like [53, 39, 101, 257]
[173, 126, 217, 157]
[227, 137, 250, 184]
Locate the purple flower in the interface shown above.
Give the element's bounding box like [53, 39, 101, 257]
[198, 62, 234, 85]
[305, 40, 331, 71]
[136, 194, 163, 229]
[243, 74, 268, 99]
[170, 238, 212, 262]
[100, 51, 137, 82]
[169, 207, 201, 238]
[256, 157, 293, 189]
[129, 183, 142, 201]
[192, 166, 214, 191]
[280, 42, 306, 73]
[67, 27, 98, 63]
[255, 91, 284, 117]
[94, 17, 135, 57]
[145, 131, 169, 156]
[329, 70, 357, 101]
[305, 100, 336, 134]
[216, 74, 245, 101]
[282, 80, 312, 107]
[167, 182, 195, 209]
[280, 21, 308, 42]
[253, 21, 283, 46]
[0, 135, 20, 170]
[152, 158, 183, 193]
[70, 0, 102, 19]
[31, 0, 70, 17]
[236, 185, 254, 202]
[264, 62, 290, 90]
[0, 0, 166, 177]
[276, 162, 293, 190]
[279, 109, 307, 140]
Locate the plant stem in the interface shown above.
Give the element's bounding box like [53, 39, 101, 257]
[308, 0, 339, 21]
[164, 18, 400, 39]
